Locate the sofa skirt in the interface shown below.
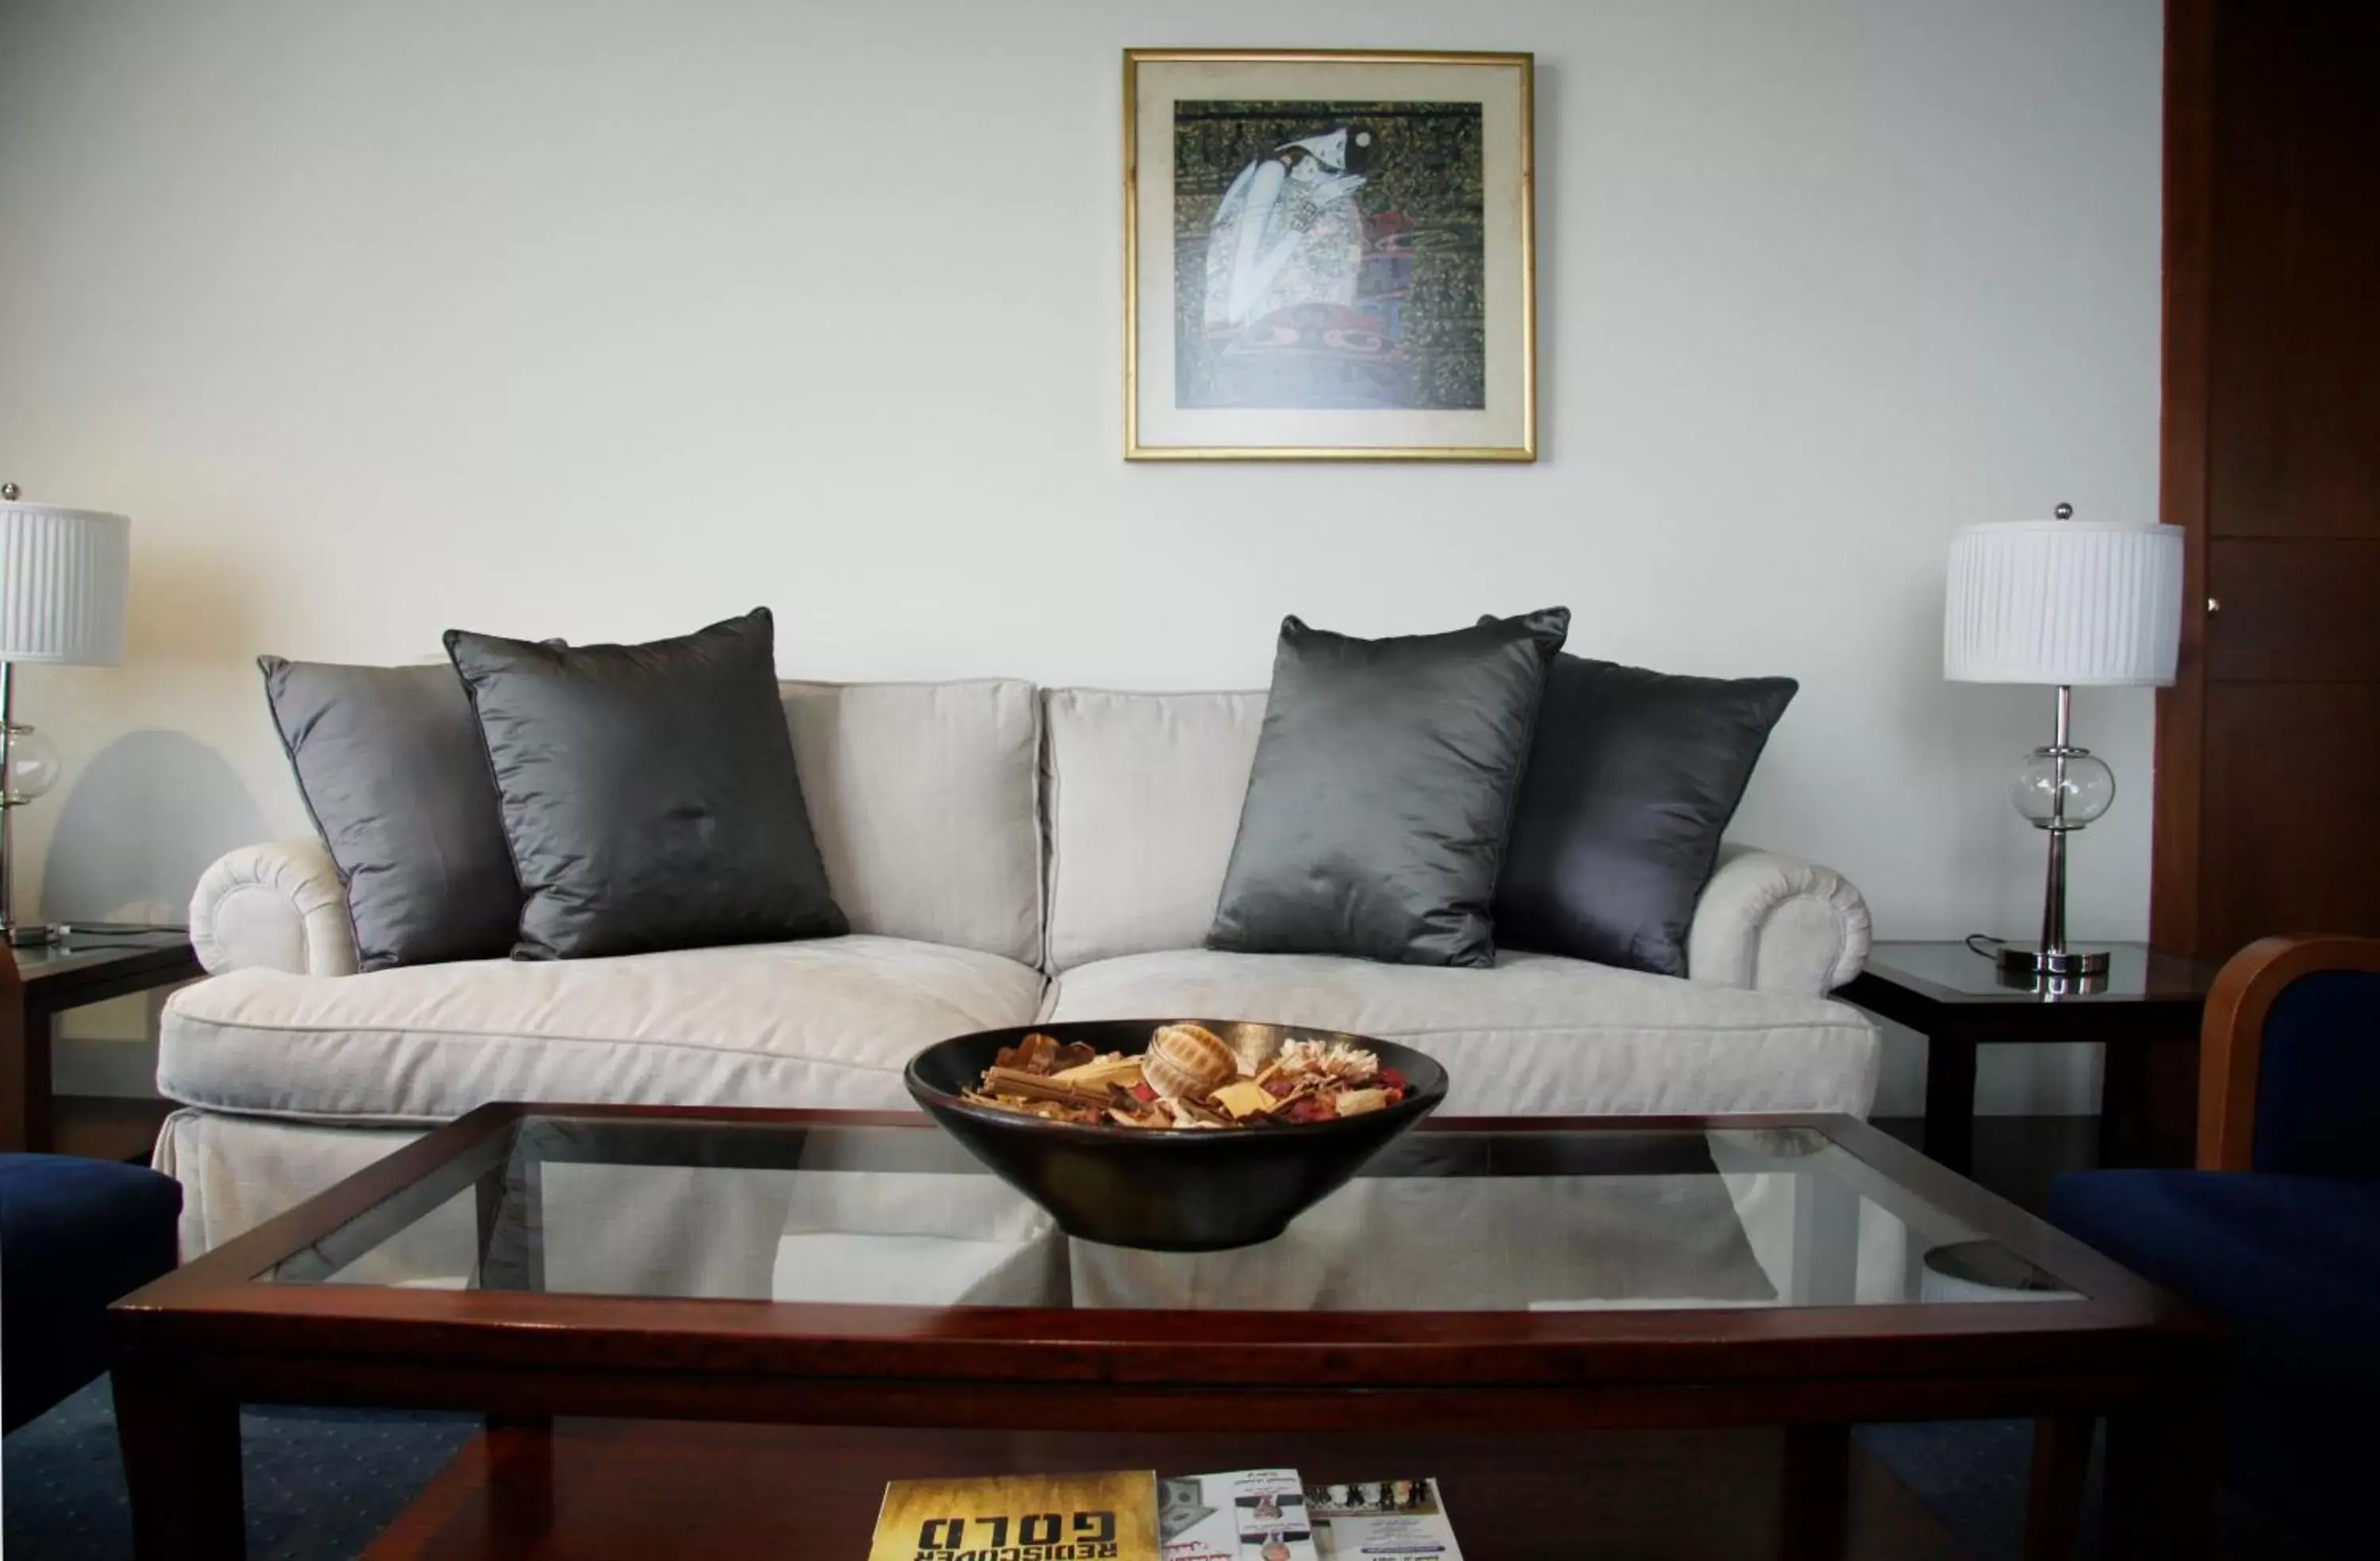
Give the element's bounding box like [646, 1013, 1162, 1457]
[153, 1108, 1069, 1304]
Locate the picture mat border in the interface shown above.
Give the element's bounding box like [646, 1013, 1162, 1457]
[1124, 48, 1537, 462]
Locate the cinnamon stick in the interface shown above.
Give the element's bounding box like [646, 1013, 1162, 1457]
[982, 1067, 1113, 1107]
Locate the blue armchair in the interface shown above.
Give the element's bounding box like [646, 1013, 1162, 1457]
[0, 948, 182, 1432]
[2049, 934, 2380, 1547]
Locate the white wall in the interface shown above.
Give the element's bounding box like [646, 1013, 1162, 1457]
[0, 0, 2163, 1114]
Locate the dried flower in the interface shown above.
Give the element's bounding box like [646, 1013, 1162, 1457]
[1273, 1037, 1379, 1084]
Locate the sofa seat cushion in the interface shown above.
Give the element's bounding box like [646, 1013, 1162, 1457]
[159, 936, 1045, 1125]
[1044, 949, 1878, 1116]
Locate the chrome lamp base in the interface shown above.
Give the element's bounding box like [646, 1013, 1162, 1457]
[1999, 684, 2118, 991]
[1997, 943, 2111, 982]
[0, 662, 66, 947]
[2, 919, 62, 948]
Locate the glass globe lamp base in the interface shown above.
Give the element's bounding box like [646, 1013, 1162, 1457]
[1994, 685, 2119, 993]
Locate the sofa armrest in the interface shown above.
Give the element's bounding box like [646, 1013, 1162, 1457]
[1686, 844, 1871, 996]
[189, 841, 359, 977]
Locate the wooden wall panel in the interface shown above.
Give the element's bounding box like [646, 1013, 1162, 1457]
[2154, 0, 2380, 959]
[2149, 0, 2217, 957]
[2202, 684, 2380, 953]
[2205, 540, 2380, 682]
[2203, 2, 2380, 542]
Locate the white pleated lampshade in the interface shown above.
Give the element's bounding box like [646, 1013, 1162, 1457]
[0, 502, 131, 666]
[1944, 520, 2183, 687]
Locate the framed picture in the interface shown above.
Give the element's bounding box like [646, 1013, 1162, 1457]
[1124, 48, 1536, 462]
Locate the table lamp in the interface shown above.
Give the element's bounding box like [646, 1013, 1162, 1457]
[1944, 505, 2183, 981]
[0, 483, 131, 945]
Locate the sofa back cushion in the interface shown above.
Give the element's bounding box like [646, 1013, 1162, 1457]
[1042, 688, 1265, 971]
[781, 680, 1042, 966]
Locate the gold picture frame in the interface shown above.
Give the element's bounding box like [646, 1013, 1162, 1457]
[1125, 48, 1536, 462]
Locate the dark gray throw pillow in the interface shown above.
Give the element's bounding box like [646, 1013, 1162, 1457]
[259, 656, 524, 971]
[1495, 657, 1798, 978]
[444, 608, 846, 960]
[1207, 608, 1571, 968]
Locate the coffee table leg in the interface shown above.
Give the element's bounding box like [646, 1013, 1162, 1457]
[2025, 1414, 2093, 1560]
[2102, 1378, 2218, 1559]
[1779, 1424, 1848, 1560]
[114, 1363, 244, 1560]
[1922, 1029, 1979, 1176]
[0, 974, 37, 1154]
[2099, 1036, 2199, 1170]
[486, 1413, 556, 1546]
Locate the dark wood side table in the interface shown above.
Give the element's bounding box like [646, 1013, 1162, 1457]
[0, 928, 203, 1160]
[1838, 940, 2228, 1178]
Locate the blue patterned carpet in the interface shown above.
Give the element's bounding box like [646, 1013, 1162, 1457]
[2, 1379, 475, 1559]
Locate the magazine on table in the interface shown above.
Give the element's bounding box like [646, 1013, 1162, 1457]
[1303, 1477, 1463, 1561]
[1157, 1470, 1461, 1561]
[868, 1470, 1160, 1560]
[862, 1466, 1461, 1561]
[1158, 1467, 1318, 1561]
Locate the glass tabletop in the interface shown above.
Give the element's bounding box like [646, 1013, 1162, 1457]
[259, 1114, 2079, 1312]
[1860, 940, 2223, 1003]
[12, 924, 193, 980]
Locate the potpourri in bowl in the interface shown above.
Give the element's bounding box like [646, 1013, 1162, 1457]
[905, 1019, 1448, 1252]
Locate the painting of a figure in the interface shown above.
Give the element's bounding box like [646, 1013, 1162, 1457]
[1127, 51, 1532, 460]
[1173, 102, 1485, 412]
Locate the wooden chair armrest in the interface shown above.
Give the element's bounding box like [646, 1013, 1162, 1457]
[2198, 934, 2380, 1171]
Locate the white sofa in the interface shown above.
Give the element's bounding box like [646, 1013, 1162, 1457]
[155, 680, 1879, 1256]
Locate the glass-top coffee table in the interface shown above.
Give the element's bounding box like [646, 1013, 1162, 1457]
[110, 1107, 2219, 1559]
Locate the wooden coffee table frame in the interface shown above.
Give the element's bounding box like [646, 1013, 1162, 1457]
[109, 1106, 2221, 1559]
